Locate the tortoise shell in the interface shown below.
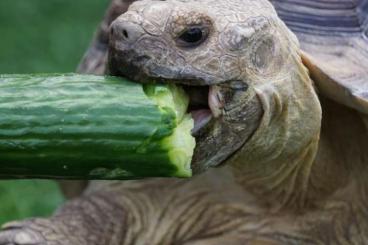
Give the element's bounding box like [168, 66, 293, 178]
[271, 0, 368, 114]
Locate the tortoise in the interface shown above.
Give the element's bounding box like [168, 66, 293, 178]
[0, 0, 368, 244]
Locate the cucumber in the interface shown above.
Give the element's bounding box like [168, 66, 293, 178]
[0, 74, 195, 179]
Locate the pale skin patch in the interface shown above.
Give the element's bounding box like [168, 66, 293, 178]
[1, 0, 368, 244]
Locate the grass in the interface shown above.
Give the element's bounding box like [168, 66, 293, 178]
[0, 0, 109, 225]
[0, 180, 65, 225]
[0, 0, 109, 73]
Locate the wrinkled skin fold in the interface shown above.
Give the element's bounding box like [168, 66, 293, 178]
[1, 0, 368, 244]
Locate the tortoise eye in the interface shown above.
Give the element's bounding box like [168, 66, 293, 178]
[177, 26, 209, 48]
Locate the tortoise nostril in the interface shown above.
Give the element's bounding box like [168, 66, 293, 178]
[123, 29, 129, 39]
[110, 21, 145, 44]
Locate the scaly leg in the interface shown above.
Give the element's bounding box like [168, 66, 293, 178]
[0, 169, 262, 245]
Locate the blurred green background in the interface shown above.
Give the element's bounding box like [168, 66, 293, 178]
[0, 0, 109, 225]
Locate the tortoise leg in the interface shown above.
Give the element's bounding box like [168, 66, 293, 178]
[0, 177, 230, 245]
[0, 170, 263, 245]
[0, 183, 130, 245]
[0, 183, 138, 244]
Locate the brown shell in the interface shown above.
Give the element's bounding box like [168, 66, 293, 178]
[271, 0, 368, 114]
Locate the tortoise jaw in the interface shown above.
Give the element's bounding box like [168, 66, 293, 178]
[108, 54, 225, 137]
[108, 50, 263, 174]
[208, 85, 224, 118]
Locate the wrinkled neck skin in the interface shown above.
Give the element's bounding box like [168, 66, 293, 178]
[228, 54, 323, 211]
[228, 50, 368, 212]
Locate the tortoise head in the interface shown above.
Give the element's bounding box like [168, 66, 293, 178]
[108, 0, 322, 208]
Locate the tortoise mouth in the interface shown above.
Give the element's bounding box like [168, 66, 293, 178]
[107, 49, 225, 135]
[183, 85, 224, 136]
[108, 52, 242, 173]
[183, 85, 211, 135]
[108, 62, 222, 137]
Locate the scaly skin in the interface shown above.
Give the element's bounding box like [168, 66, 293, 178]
[1, 0, 368, 244]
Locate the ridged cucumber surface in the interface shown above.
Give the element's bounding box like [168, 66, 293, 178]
[0, 74, 195, 179]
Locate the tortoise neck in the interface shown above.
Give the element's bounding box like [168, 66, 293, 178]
[229, 90, 368, 213]
[309, 96, 368, 207]
[228, 60, 323, 211]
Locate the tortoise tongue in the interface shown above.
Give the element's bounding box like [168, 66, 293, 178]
[184, 85, 218, 135]
[191, 109, 212, 135]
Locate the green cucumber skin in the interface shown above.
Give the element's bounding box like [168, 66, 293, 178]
[0, 74, 187, 179]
